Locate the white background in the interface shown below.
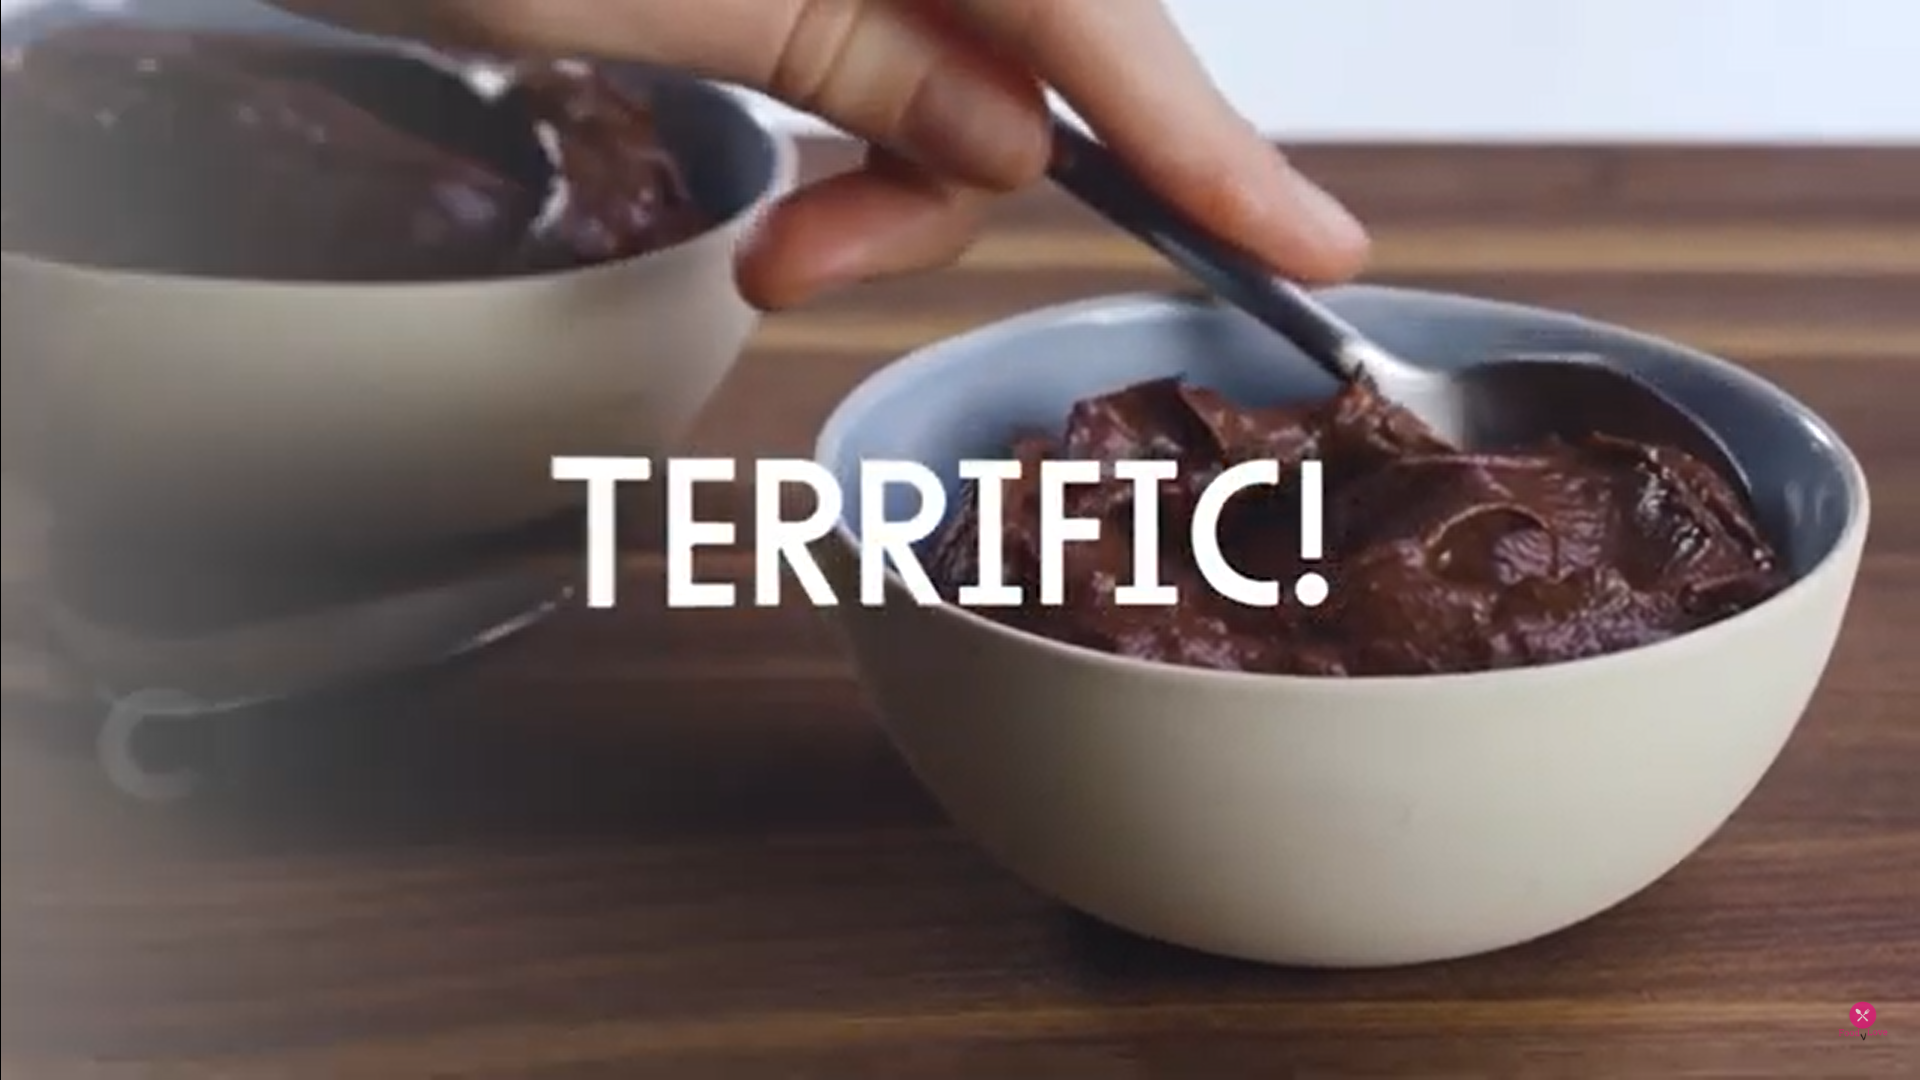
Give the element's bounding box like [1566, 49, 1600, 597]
[6, 0, 1917, 143]
[746, 0, 1920, 143]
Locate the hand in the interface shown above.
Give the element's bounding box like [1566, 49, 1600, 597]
[271, 0, 1371, 309]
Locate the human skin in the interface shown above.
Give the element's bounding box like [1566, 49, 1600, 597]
[269, 0, 1372, 308]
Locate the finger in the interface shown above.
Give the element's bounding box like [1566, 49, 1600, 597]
[737, 147, 988, 309]
[952, 0, 1369, 283]
[753, 0, 1048, 190]
[269, 0, 1050, 192]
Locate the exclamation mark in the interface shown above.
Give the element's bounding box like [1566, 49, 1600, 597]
[1295, 459, 1329, 607]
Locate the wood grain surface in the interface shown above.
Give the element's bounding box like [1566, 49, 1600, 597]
[4, 142, 1918, 1078]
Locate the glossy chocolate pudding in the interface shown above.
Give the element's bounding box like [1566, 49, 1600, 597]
[925, 378, 1787, 676]
[1, 22, 707, 280]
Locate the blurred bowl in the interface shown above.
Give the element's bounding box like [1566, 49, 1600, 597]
[1, 0, 797, 555]
[812, 286, 1868, 968]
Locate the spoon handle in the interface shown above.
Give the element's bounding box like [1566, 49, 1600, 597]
[1045, 117, 1375, 386]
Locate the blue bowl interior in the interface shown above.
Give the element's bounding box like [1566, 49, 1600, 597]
[818, 287, 1858, 579]
[0, 0, 779, 230]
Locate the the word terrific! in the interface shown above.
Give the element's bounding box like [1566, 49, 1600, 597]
[554, 457, 1330, 610]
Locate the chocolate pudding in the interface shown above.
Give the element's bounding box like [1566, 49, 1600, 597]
[925, 378, 1786, 676]
[1, 22, 707, 280]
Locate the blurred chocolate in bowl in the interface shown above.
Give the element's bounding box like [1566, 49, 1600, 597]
[0, 12, 799, 711]
[1, 21, 710, 280]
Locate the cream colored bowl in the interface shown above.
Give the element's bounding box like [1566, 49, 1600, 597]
[2, 10, 796, 554]
[812, 288, 1868, 968]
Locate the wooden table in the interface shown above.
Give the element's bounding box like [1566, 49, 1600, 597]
[5, 143, 1917, 1077]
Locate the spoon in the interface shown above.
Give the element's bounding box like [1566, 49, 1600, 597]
[1044, 117, 1750, 492]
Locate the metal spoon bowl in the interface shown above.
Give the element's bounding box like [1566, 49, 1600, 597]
[1045, 119, 1751, 494]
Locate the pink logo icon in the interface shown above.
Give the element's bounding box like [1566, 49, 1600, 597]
[1845, 1002, 1881, 1039]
